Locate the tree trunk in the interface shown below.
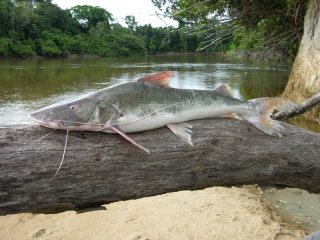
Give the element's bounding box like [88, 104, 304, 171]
[283, 0, 320, 120]
[1, 120, 320, 214]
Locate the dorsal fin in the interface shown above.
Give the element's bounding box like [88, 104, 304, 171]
[213, 84, 234, 98]
[137, 71, 173, 88]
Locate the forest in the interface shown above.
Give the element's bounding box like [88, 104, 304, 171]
[0, 0, 307, 62]
[0, 0, 201, 57]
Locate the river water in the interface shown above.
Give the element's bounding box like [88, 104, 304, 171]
[0, 55, 319, 232]
[0, 55, 290, 124]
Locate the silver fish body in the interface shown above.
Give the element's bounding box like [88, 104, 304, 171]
[30, 71, 297, 154]
[96, 82, 250, 133]
[30, 81, 251, 132]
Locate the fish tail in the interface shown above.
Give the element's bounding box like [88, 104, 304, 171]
[242, 97, 298, 137]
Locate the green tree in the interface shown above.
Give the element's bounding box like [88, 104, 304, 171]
[125, 15, 138, 34]
[10, 40, 36, 56]
[36, 2, 80, 34]
[135, 24, 199, 53]
[152, 0, 307, 60]
[0, 1, 202, 57]
[0, 0, 14, 37]
[70, 5, 113, 32]
[0, 37, 10, 56]
[39, 30, 71, 56]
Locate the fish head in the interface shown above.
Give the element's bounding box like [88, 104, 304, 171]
[29, 96, 97, 130]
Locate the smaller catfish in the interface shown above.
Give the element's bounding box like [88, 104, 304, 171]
[29, 71, 296, 176]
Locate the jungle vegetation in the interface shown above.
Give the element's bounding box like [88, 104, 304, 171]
[152, 0, 308, 62]
[0, 0, 202, 57]
[0, 0, 308, 62]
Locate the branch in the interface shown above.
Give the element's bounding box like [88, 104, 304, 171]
[273, 92, 320, 120]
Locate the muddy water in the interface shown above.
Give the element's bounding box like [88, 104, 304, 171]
[263, 187, 320, 233]
[0, 55, 289, 124]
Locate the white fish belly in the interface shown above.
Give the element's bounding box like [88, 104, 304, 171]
[115, 106, 242, 133]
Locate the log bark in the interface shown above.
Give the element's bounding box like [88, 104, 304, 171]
[0, 120, 320, 214]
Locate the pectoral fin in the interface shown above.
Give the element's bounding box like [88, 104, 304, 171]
[103, 125, 150, 154]
[99, 124, 150, 154]
[167, 123, 193, 146]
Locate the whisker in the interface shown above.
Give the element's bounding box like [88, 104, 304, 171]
[54, 130, 69, 178]
[57, 120, 104, 126]
[35, 129, 56, 142]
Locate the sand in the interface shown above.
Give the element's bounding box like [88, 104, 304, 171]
[0, 186, 305, 240]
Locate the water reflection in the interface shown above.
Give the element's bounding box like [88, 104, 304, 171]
[288, 116, 320, 133]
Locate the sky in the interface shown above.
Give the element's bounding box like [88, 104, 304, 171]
[51, 0, 178, 28]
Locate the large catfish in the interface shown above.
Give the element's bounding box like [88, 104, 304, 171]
[29, 71, 296, 175]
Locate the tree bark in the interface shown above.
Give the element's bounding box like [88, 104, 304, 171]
[1, 120, 320, 214]
[283, 0, 320, 120]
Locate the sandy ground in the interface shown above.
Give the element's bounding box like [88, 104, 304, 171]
[0, 186, 305, 240]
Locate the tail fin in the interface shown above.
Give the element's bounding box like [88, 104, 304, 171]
[242, 97, 298, 137]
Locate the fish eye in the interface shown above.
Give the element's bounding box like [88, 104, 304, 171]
[70, 105, 77, 110]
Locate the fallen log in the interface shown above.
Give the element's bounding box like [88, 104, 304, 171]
[0, 119, 320, 214]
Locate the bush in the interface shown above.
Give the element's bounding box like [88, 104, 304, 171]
[68, 35, 91, 54]
[40, 38, 62, 56]
[38, 30, 73, 56]
[117, 34, 147, 56]
[10, 40, 36, 56]
[0, 38, 10, 56]
[87, 30, 147, 57]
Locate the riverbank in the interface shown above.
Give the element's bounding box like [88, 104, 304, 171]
[0, 186, 305, 240]
[0, 52, 224, 60]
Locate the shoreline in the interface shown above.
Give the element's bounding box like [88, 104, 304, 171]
[0, 186, 305, 240]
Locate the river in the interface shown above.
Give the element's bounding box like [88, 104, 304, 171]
[0, 55, 290, 124]
[0, 55, 319, 232]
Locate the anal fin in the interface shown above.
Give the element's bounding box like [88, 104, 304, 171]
[222, 113, 242, 120]
[167, 123, 193, 146]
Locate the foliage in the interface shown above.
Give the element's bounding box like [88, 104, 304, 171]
[0, 38, 10, 56]
[135, 24, 201, 53]
[125, 15, 138, 34]
[39, 30, 70, 56]
[70, 5, 113, 32]
[10, 40, 36, 56]
[67, 35, 91, 54]
[0, 0, 231, 58]
[152, 0, 308, 61]
[116, 34, 147, 56]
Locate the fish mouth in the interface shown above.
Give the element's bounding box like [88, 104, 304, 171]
[28, 114, 63, 129]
